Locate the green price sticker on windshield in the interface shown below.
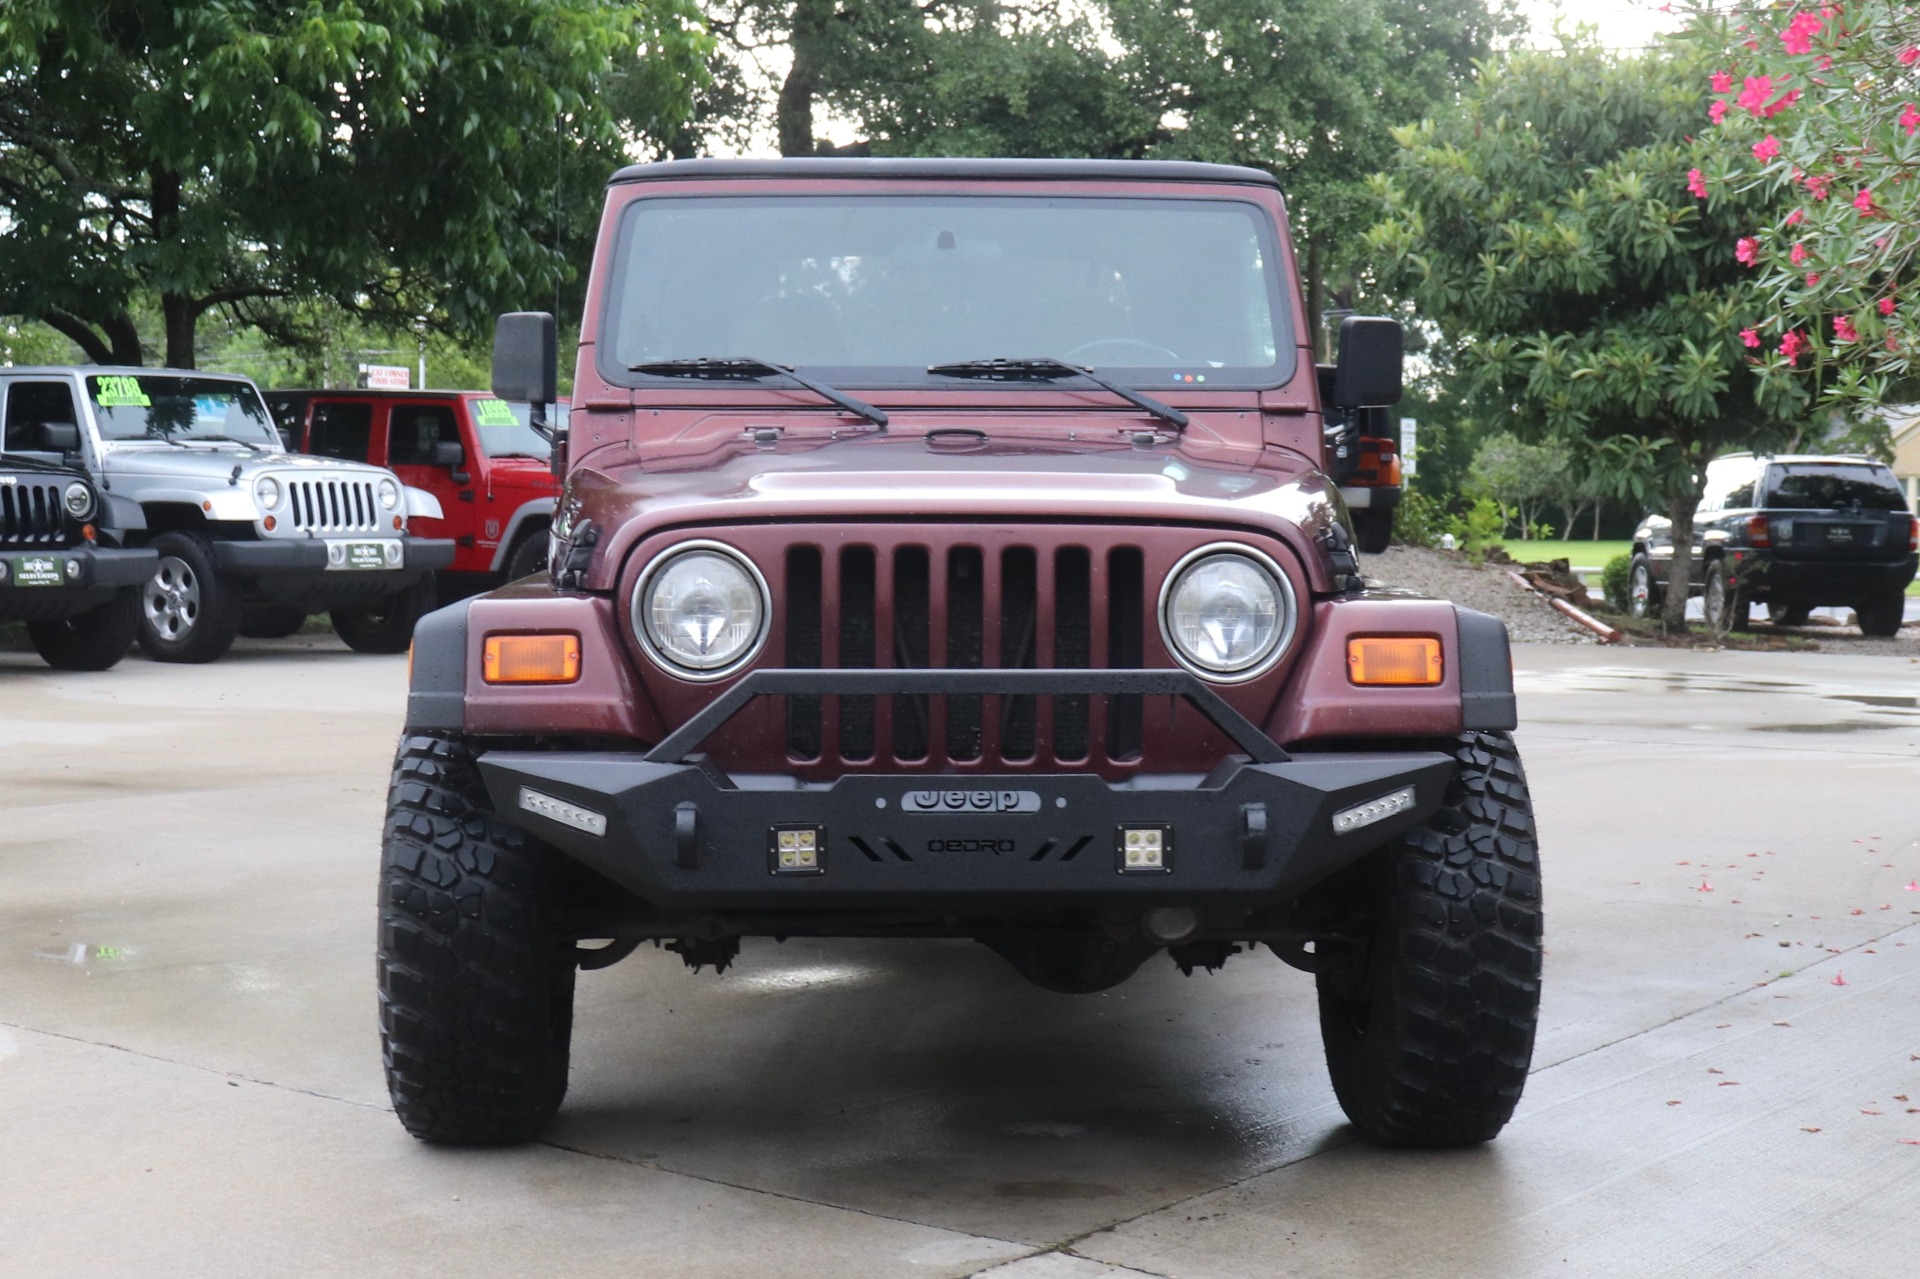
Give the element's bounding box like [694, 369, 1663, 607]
[473, 398, 519, 428]
[93, 375, 151, 407]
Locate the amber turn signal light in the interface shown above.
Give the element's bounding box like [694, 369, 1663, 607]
[1347, 636, 1443, 686]
[483, 633, 582, 684]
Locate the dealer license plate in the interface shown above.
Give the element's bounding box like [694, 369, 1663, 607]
[11, 555, 63, 587]
[342, 541, 389, 571]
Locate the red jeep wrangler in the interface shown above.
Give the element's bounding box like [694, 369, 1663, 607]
[379, 159, 1541, 1150]
[267, 390, 560, 600]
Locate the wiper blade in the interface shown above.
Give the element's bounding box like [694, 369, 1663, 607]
[193, 434, 267, 452]
[629, 357, 888, 429]
[927, 357, 1189, 430]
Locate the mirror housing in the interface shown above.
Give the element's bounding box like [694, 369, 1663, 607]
[1332, 317, 1404, 409]
[492, 311, 558, 406]
[429, 440, 465, 469]
[37, 422, 81, 453]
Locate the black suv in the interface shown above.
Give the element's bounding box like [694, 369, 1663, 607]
[2, 452, 157, 669]
[1630, 454, 1917, 635]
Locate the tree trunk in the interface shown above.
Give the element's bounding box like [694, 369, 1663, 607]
[1658, 491, 1695, 634]
[162, 294, 197, 369]
[1592, 502, 1603, 540]
[777, 0, 831, 157]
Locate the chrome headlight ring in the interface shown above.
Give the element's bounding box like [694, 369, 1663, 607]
[62, 481, 94, 521]
[378, 478, 401, 510]
[253, 475, 282, 510]
[1156, 542, 1298, 684]
[631, 540, 771, 682]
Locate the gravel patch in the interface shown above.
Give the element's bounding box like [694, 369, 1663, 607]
[1359, 546, 1597, 645]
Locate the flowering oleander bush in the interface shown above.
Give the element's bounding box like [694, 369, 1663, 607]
[1683, 1, 1920, 413]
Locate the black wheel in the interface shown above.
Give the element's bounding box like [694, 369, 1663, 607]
[26, 588, 140, 671]
[379, 733, 576, 1143]
[1627, 554, 1659, 619]
[1702, 561, 1748, 633]
[136, 532, 241, 663]
[1314, 730, 1542, 1147]
[982, 933, 1157, 994]
[1770, 600, 1812, 628]
[1857, 593, 1906, 638]
[238, 606, 308, 639]
[1353, 507, 1394, 555]
[504, 529, 548, 581]
[331, 575, 436, 654]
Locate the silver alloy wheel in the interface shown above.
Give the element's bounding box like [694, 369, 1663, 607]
[1629, 561, 1651, 618]
[1703, 567, 1727, 631]
[143, 555, 201, 640]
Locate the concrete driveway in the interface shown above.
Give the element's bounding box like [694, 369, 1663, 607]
[3, 638, 1917, 1277]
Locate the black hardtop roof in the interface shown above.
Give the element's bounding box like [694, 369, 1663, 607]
[607, 157, 1282, 190]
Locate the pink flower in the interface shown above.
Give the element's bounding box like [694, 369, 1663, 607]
[1806, 173, 1831, 200]
[1815, 55, 1832, 71]
[1762, 90, 1800, 118]
[1881, 297, 1898, 317]
[1753, 135, 1781, 161]
[1781, 12, 1823, 55]
[1711, 71, 1733, 94]
[1904, 104, 1920, 136]
[1780, 330, 1808, 364]
[1834, 316, 1859, 342]
[1855, 188, 1875, 215]
[1740, 328, 1762, 348]
[1790, 242, 1808, 265]
[1806, 272, 1821, 286]
[1688, 168, 1709, 198]
[1709, 100, 1729, 124]
[1736, 237, 1760, 265]
[1737, 76, 1776, 114]
[1903, 47, 1920, 66]
[1786, 209, 1805, 226]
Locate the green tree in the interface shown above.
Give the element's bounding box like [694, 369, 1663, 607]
[1681, 1, 1920, 418]
[1468, 431, 1566, 538]
[0, 0, 705, 367]
[1369, 39, 1806, 630]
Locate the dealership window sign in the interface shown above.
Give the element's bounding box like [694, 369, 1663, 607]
[359, 364, 411, 390]
[1400, 418, 1417, 477]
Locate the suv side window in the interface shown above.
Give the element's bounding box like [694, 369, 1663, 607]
[309, 402, 372, 461]
[1723, 477, 1757, 509]
[387, 404, 459, 465]
[2, 380, 81, 452]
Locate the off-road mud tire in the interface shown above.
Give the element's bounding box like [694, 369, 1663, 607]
[333, 574, 436, 654]
[26, 587, 140, 671]
[1857, 593, 1906, 638]
[136, 532, 241, 663]
[378, 733, 576, 1143]
[238, 606, 308, 639]
[1315, 730, 1542, 1147]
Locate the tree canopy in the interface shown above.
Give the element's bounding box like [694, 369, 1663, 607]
[1368, 38, 1806, 627]
[0, 0, 705, 367]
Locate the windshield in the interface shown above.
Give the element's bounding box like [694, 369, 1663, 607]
[603, 195, 1291, 387]
[87, 374, 279, 446]
[469, 397, 557, 459]
[1766, 464, 1907, 511]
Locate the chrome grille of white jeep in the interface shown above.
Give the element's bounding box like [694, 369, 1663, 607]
[285, 478, 380, 534]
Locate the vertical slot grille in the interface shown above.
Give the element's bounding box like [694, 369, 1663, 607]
[784, 545, 822, 761]
[285, 477, 380, 534]
[946, 546, 984, 761]
[1107, 547, 1145, 761]
[1053, 546, 1092, 761]
[839, 546, 877, 759]
[0, 481, 65, 546]
[892, 546, 931, 760]
[999, 546, 1039, 761]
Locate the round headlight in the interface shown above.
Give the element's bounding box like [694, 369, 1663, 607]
[635, 543, 769, 678]
[254, 476, 281, 509]
[63, 481, 94, 520]
[1160, 546, 1294, 681]
[378, 478, 401, 510]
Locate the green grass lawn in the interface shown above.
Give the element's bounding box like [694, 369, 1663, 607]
[1499, 539, 1635, 570]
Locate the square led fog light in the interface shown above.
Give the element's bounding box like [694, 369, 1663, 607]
[1116, 825, 1172, 874]
[769, 825, 825, 875]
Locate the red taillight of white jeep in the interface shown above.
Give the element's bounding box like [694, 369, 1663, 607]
[1747, 514, 1771, 548]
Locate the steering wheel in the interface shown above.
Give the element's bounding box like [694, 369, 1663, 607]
[1061, 338, 1183, 366]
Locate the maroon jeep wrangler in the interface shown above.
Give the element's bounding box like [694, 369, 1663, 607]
[380, 159, 1541, 1149]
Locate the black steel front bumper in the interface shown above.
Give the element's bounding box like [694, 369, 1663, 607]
[0, 545, 157, 622]
[474, 669, 1454, 911]
[1754, 554, 1917, 601]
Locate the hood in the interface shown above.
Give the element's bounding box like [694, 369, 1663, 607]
[101, 442, 393, 482]
[570, 431, 1343, 594]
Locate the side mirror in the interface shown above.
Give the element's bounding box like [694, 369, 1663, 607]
[38, 422, 81, 452]
[492, 312, 557, 406]
[429, 440, 465, 468]
[1332, 317, 1404, 409]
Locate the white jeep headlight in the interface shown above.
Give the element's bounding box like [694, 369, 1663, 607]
[254, 476, 281, 509]
[634, 542, 769, 679]
[63, 481, 94, 520]
[378, 478, 401, 510]
[1159, 545, 1294, 681]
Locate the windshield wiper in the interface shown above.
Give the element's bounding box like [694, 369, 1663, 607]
[629, 357, 888, 429]
[927, 358, 1189, 431]
[193, 434, 267, 452]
